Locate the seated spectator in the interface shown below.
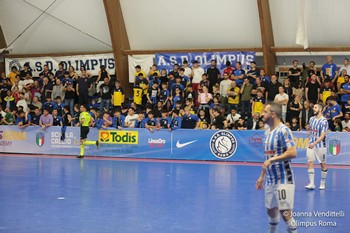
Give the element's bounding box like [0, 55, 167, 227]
[39, 108, 53, 130]
[55, 96, 64, 116]
[258, 120, 265, 130]
[1, 108, 16, 125]
[31, 96, 42, 113]
[334, 119, 342, 132]
[124, 107, 138, 128]
[72, 104, 81, 126]
[247, 112, 260, 130]
[16, 110, 31, 128]
[290, 117, 300, 131]
[2, 90, 16, 111]
[196, 109, 210, 129]
[43, 95, 55, 114]
[16, 92, 28, 112]
[134, 111, 146, 128]
[236, 117, 247, 130]
[145, 111, 158, 132]
[96, 112, 113, 129]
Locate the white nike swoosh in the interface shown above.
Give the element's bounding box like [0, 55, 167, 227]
[176, 140, 197, 148]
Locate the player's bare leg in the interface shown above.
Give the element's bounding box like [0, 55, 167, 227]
[280, 209, 297, 233]
[267, 207, 279, 233]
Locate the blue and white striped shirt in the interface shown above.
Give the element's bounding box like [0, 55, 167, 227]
[309, 116, 328, 148]
[264, 124, 295, 185]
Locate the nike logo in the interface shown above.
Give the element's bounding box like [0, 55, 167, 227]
[176, 140, 197, 148]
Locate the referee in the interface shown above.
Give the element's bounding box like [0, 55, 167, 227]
[76, 104, 99, 158]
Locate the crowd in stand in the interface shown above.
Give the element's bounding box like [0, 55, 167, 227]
[1, 55, 350, 133]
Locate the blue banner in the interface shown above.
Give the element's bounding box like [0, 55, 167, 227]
[0, 126, 349, 165]
[155, 52, 256, 75]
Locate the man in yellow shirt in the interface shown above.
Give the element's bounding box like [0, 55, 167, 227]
[7, 66, 20, 85]
[227, 80, 240, 113]
[134, 65, 146, 82]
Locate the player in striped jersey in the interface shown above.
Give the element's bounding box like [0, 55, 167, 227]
[256, 103, 297, 233]
[305, 103, 329, 190]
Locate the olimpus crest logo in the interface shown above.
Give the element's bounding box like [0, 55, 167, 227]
[36, 132, 45, 147]
[9, 60, 22, 71]
[328, 137, 341, 156]
[210, 130, 238, 159]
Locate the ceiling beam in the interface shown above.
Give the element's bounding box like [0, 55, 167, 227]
[103, 0, 131, 94]
[257, 0, 276, 75]
[271, 47, 350, 52]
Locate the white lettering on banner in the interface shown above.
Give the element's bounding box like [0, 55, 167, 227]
[50, 131, 79, 148]
[180, 56, 189, 63]
[216, 55, 227, 65]
[5, 53, 115, 77]
[228, 55, 236, 63]
[157, 56, 167, 66]
[169, 56, 177, 65]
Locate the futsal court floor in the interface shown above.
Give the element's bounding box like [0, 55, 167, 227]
[0, 154, 349, 233]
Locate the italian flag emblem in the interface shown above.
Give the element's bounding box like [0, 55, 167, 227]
[329, 139, 340, 156]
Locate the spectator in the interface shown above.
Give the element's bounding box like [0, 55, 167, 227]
[136, 73, 149, 106]
[251, 89, 265, 116]
[134, 65, 146, 81]
[184, 84, 196, 102]
[43, 96, 55, 114]
[344, 97, 350, 114]
[266, 74, 282, 102]
[210, 107, 227, 129]
[178, 68, 190, 88]
[20, 62, 32, 80]
[145, 111, 158, 132]
[158, 110, 171, 130]
[39, 64, 53, 78]
[251, 77, 266, 99]
[76, 70, 92, 105]
[198, 73, 210, 93]
[227, 80, 240, 113]
[124, 107, 138, 128]
[16, 110, 31, 128]
[171, 76, 185, 97]
[96, 65, 111, 93]
[246, 61, 259, 84]
[55, 62, 66, 80]
[181, 106, 199, 129]
[288, 94, 302, 124]
[336, 69, 347, 91]
[63, 81, 75, 115]
[30, 107, 41, 126]
[341, 113, 350, 132]
[52, 78, 65, 100]
[212, 84, 220, 100]
[181, 60, 192, 79]
[290, 117, 299, 131]
[292, 81, 304, 101]
[171, 109, 182, 130]
[319, 78, 333, 104]
[240, 77, 253, 119]
[41, 77, 53, 102]
[72, 104, 81, 126]
[320, 55, 338, 84]
[338, 58, 350, 79]
[206, 60, 220, 92]
[171, 63, 180, 77]
[62, 71, 72, 86]
[112, 80, 125, 109]
[223, 61, 234, 77]
[39, 108, 53, 130]
[112, 109, 125, 129]
[197, 86, 212, 118]
[226, 107, 241, 129]
[236, 117, 247, 130]
[20, 74, 34, 92]
[1, 79, 12, 101]
[196, 108, 210, 129]
[2, 108, 16, 125]
[233, 62, 245, 87]
[258, 69, 270, 87]
[247, 112, 260, 130]
[52, 109, 62, 126]
[305, 73, 320, 105]
[288, 60, 301, 88]
[258, 120, 265, 130]
[30, 80, 41, 100]
[328, 96, 343, 131]
[2, 90, 16, 111]
[148, 64, 160, 78]
[334, 119, 342, 132]
[302, 61, 317, 84]
[134, 111, 146, 128]
[191, 60, 204, 92]
[96, 112, 113, 129]
[274, 86, 289, 123]
[7, 66, 20, 85]
[16, 92, 28, 112]
[31, 96, 42, 112]
[339, 75, 350, 111]
[99, 77, 113, 113]
[283, 78, 293, 103]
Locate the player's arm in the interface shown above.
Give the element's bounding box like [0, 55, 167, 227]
[256, 167, 266, 190]
[265, 146, 297, 166]
[309, 131, 326, 149]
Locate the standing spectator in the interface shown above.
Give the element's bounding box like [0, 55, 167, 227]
[305, 74, 320, 105]
[191, 60, 204, 92]
[339, 75, 350, 111]
[227, 80, 240, 113]
[274, 86, 289, 123]
[54, 96, 64, 117]
[181, 60, 192, 79]
[63, 81, 75, 115]
[240, 77, 253, 119]
[1, 108, 16, 125]
[252, 89, 266, 116]
[76, 70, 92, 105]
[251, 77, 266, 99]
[158, 110, 171, 130]
[99, 77, 112, 113]
[223, 61, 234, 77]
[112, 80, 124, 109]
[134, 65, 146, 82]
[39, 108, 53, 130]
[112, 109, 125, 129]
[219, 72, 231, 110]
[20, 63, 32, 80]
[7, 66, 20, 85]
[197, 86, 212, 118]
[258, 69, 270, 87]
[30, 80, 41, 101]
[1, 79, 12, 101]
[288, 60, 301, 88]
[320, 55, 338, 84]
[16, 92, 28, 112]
[39, 64, 53, 78]
[288, 94, 302, 124]
[41, 77, 53, 102]
[181, 106, 199, 129]
[171, 109, 182, 130]
[319, 78, 333, 104]
[207, 60, 220, 92]
[246, 61, 259, 84]
[233, 62, 245, 87]
[148, 64, 160, 78]
[52, 78, 65, 100]
[198, 74, 210, 93]
[62, 71, 72, 86]
[30, 107, 41, 126]
[178, 68, 189, 88]
[339, 58, 350, 78]
[328, 96, 343, 131]
[171, 64, 180, 77]
[283, 79, 293, 103]
[55, 62, 66, 80]
[302, 61, 317, 84]
[292, 81, 304, 100]
[147, 81, 160, 107]
[31, 96, 42, 112]
[266, 74, 281, 102]
[96, 65, 111, 93]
